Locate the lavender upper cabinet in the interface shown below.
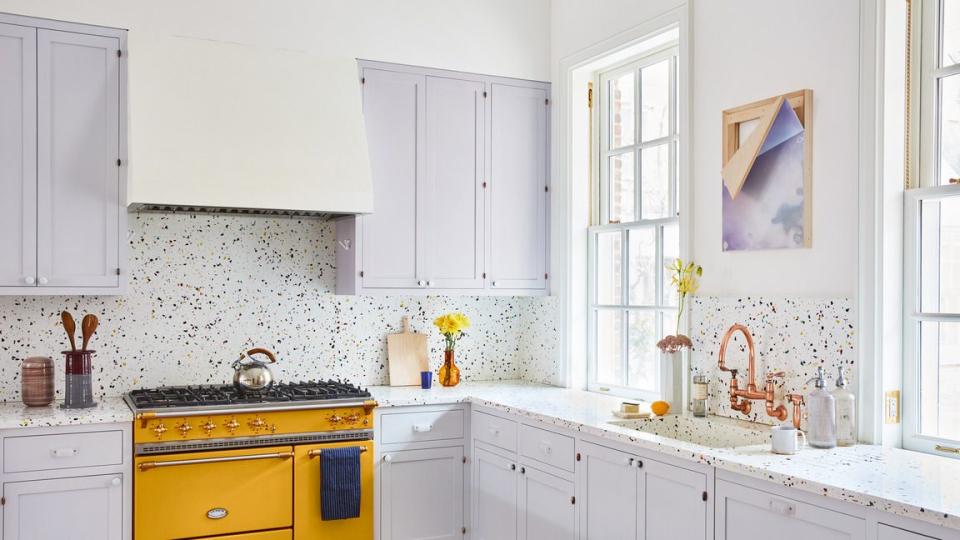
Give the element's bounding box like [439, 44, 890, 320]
[356, 68, 425, 289]
[0, 15, 126, 296]
[422, 76, 485, 290]
[0, 23, 37, 289]
[487, 83, 548, 291]
[336, 61, 549, 296]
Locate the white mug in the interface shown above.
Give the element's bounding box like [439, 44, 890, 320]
[771, 425, 807, 455]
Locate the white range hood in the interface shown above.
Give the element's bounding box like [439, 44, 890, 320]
[126, 34, 373, 215]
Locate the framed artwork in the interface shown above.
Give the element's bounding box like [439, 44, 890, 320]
[721, 89, 812, 251]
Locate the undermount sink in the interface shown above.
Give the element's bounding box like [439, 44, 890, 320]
[608, 414, 771, 448]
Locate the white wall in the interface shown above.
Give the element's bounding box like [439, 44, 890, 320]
[690, 0, 860, 298]
[0, 0, 551, 209]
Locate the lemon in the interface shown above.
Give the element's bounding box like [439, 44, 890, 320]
[650, 401, 670, 416]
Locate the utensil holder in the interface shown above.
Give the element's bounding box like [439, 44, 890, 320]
[61, 350, 96, 409]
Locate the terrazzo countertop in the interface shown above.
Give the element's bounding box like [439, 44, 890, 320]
[369, 381, 960, 530]
[0, 396, 133, 430]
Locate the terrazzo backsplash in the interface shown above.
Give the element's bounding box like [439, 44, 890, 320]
[689, 296, 855, 426]
[0, 214, 560, 402]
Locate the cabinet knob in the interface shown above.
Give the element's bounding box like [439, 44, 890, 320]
[625, 457, 634, 467]
[418, 280, 426, 287]
[383, 454, 393, 463]
[37, 276, 48, 285]
[111, 477, 122, 487]
[491, 281, 497, 287]
[427, 280, 434, 287]
[24, 276, 35, 285]
[510, 463, 516, 471]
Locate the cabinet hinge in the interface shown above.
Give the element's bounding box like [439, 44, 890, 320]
[587, 83, 593, 109]
[571, 495, 576, 505]
[461, 526, 467, 535]
[545, 273, 549, 279]
[359, 270, 364, 278]
[545, 185, 549, 193]
[116, 159, 122, 167]
[483, 90, 488, 98]
[1, 496, 5, 506]
[702, 491, 708, 502]
[482, 181, 487, 188]
[576, 452, 581, 461]
[361, 77, 365, 84]
[117, 49, 122, 58]
[116, 268, 121, 276]
[462, 456, 467, 464]
[545, 98, 550, 106]
[482, 272, 486, 279]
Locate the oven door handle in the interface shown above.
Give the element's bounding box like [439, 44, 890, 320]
[307, 446, 368, 458]
[138, 451, 294, 471]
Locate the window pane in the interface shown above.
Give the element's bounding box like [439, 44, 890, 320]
[940, 75, 960, 185]
[628, 227, 656, 305]
[609, 152, 636, 222]
[596, 231, 623, 305]
[608, 72, 635, 148]
[628, 311, 658, 391]
[920, 196, 960, 313]
[640, 144, 671, 219]
[596, 310, 625, 385]
[919, 321, 960, 440]
[943, 0, 960, 67]
[641, 59, 671, 142]
[662, 223, 680, 307]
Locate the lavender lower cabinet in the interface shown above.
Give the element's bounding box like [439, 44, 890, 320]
[379, 446, 464, 540]
[518, 463, 575, 540]
[715, 479, 865, 540]
[577, 441, 639, 540]
[640, 459, 707, 540]
[2, 474, 124, 540]
[472, 446, 519, 540]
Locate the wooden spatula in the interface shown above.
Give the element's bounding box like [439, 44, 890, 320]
[81, 314, 99, 351]
[387, 316, 429, 386]
[61, 311, 76, 352]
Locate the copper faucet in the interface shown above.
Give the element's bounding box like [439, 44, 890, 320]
[716, 323, 788, 421]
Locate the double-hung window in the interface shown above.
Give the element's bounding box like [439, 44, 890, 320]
[588, 44, 680, 400]
[903, 0, 960, 455]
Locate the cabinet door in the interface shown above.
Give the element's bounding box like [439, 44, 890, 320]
[488, 83, 548, 290]
[518, 463, 575, 540]
[0, 23, 37, 289]
[360, 68, 425, 289]
[422, 75, 485, 289]
[381, 446, 463, 540]
[877, 524, 940, 540]
[473, 446, 518, 540]
[639, 459, 707, 540]
[576, 441, 639, 540]
[715, 479, 865, 540]
[3, 474, 123, 540]
[36, 29, 121, 289]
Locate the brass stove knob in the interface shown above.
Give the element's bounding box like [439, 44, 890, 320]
[201, 421, 217, 436]
[248, 416, 267, 431]
[224, 418, 240, 433]
[176, 421, 192, 437]
[153, 422, 168, 439]
[345, 413, 361, 424]
[269, 424, 278, 434]
[328, 414, 343, 424]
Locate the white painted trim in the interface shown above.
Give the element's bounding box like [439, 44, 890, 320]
[555, 4, 691, 392]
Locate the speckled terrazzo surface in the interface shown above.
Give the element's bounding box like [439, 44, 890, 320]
[370, 381, 960, 531]
[0, 214, 560, 402]
[689, 296, 855, 427]
[0, 396, 132, 429]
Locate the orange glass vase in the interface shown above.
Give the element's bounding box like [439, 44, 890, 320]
[438, 349, 461, 387]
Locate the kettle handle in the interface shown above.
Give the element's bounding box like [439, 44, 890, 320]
[246, 348, 277, 364]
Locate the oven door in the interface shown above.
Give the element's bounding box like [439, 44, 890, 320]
[134, 445, 293, 540]
[293, 439, 374, 540]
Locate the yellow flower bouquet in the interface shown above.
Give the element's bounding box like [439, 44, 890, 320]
[434, 312, 471, 387]
[657, 259, 703, 354]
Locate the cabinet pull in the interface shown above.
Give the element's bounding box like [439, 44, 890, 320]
[412, 423, 433, 433]
[768, 497, 796, 516]
[50, 448, 79, 458]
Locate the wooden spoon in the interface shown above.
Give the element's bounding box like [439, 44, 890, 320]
[61, 311, 76, 352]
[81, 314, 99, 351]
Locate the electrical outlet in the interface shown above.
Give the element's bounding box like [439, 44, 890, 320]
[884, 390, 900, 424]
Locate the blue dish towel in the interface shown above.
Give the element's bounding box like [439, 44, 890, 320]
[320, 446, 362, 520]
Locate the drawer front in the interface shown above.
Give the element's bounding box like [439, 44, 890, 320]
[519, 424, 575, 471]
[380, 409, 464, 444]
[4, 430, 123, 473]
[134, 445, 293, 540]
[472, 410, 517, 452]
[197, 530, 292, 540]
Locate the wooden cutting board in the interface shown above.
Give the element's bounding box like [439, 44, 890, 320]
[387, 316, 429, 386]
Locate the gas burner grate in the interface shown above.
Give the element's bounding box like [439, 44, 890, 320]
[127, 380, 372, 409]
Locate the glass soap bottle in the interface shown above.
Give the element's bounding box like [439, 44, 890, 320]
[805, 366, 837, 448]
[691, 375, 707, 417]
[833, 366, 856, 446]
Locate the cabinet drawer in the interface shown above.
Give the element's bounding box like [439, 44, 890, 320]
[472, 410, 517, 452]
[380, 409, 464, 444]
[4, 430, 123, 473]
[519, 424, 574, 472]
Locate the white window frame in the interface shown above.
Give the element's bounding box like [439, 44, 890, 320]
[587, 45, 680, 402]
[903, 0, 960, 456]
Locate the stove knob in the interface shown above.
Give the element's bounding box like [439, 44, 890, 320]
[345, 413, 361, 424]
[153, 422, 168, 439]
[248, 416, 267, 432]
[328, 414, 343, 424]
[176, 421, 192, 437]
[201, 421, 217, 436]
[269, 423, 278, 434]
[224, 418, 240, 434]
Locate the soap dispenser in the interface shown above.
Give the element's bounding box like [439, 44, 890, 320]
[833, 366, 856, 446]
[805, 366, 837, 448]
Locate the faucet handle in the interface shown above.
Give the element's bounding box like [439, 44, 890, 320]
[765, 371, 785, 381]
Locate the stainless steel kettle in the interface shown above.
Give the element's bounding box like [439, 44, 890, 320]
[232, 348, 277, 391]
